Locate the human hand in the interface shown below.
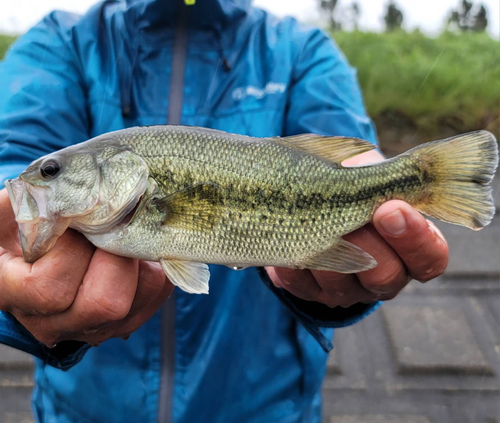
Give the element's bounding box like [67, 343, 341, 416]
[266, 150, 449, 308]
[0, 188, 174, 347]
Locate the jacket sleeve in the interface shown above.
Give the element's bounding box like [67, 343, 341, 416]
[269, 24, 381, 351]
[0, 11, 91, 369]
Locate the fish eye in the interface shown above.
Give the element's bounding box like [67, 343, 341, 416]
[40, 160, 61, 179]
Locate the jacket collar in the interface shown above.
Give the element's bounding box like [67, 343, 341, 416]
[125, 0, 252, 29]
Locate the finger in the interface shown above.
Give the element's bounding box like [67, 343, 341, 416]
[128, 261, 170, 315]
[266, 267, 322, 301]
[343, 225, 409, 295]
[72, 249, 139, 329]
[310, 270, 374, 308]
[34, 250, 139, 345]
[373, 200, 449, 282]
[342, 149, 385, 167]
[0, 189, 22, 255]
[87, 276, 174, 345]
[1, 230, 95, 315]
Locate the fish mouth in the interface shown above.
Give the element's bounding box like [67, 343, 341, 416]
[5, 178, 69, 263]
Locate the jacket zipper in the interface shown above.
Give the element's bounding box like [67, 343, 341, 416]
[158, 4, 190, 423]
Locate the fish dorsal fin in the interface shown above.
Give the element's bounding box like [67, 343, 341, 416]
[155, 183, 222, 231]
[275, 134, 376, 164]
[160, 259, 210, 294]
[301, 239, 377, 273]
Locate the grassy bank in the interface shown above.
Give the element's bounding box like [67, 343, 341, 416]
[0, 35, 16, 61]
[1, 31, 499, 152]
[334, 30, 500, 153]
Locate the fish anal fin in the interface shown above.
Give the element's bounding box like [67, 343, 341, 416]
[276, 134, 376, 164]
[156, 183, 222, 231]
[160, 259, 210, 294]
[302, 239, 377, 273]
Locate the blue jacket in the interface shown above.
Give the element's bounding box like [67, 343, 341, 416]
[0, 0, 380, 421]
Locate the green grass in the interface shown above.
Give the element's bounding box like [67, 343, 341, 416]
[333, 30, 500, 146]
[0, 34, 16, 61]
[1, 31, 499, 146]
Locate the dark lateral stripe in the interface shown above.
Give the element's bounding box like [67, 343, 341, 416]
[155, 174, 423, 214]
[219, 174, 424, 213]
[154, 168, 424, 216]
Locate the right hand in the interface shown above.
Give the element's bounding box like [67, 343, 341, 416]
[0, 188, 174, 347]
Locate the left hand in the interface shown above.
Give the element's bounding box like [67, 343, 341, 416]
[266, 150, 449, 308]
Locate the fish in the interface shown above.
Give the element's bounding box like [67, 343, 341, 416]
[4, 126, 499, 294]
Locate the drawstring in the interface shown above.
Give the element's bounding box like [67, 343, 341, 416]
[120, 46, 138, 118]
[213, 25, 231, 72]
[118, 15, 231, 118]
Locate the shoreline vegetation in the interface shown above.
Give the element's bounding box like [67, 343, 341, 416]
[1, 31, 499, 155]
[334, 30, 499, 154]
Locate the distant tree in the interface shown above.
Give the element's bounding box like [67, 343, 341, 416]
[319, 0, 363, 32]
[320, 0, 342, 31]
[384, 1, 404, 32]
[350, 2, 361, 30]
[448, 0, 488, 32]
[448, 0, 474, 30]
[473, 5, 488, 32]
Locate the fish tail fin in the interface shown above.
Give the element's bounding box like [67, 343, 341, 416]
[410, 130, 498, 230]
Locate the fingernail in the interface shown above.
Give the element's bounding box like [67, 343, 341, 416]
[83, 328, 99, 335]
[380, 210, 407, 235]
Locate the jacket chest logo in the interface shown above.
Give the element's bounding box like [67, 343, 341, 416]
[232, 82, 286, 101]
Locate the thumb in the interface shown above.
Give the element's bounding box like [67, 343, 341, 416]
[373, 200, 449, 282]
[0, 189, 22, 255]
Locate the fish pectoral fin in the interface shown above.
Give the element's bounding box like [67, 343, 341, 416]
[275, 134, 376, 164]
[301, 239, 378, 273]
[160, 259, 210, 294]
[156, 183, 222, 231]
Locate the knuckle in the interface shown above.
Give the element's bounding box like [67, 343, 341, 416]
[31, 276, 75, 314]
[364, 266, 406, 294]
[90, 295, 131, 322]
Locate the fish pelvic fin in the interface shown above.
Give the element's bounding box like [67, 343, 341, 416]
[275, 134, 376, 164]
[160, 259, 210, 294]
[301, 239, 377, 273]
[156, 183, 222, 231]
[409, 130, 498, 230]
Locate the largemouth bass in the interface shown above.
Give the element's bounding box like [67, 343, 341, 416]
[5, 126, 498, 294]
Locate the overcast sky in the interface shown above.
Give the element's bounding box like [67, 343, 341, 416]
[0, 0, 499, 38]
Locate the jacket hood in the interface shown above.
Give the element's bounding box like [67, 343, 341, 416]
[125, 0, 252, 29]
